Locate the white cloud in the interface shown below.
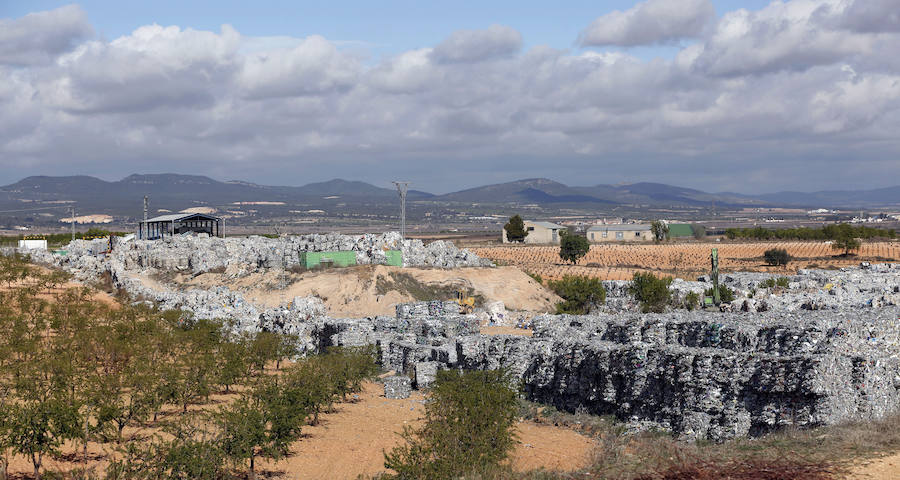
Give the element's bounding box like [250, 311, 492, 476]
[1, 1, 900, 192]
[579, 0, 714, 47]
[431, 25, 522, 63]
[0, 4, 93, 66]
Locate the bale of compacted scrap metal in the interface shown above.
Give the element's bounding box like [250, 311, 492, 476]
[384, 375, 412, 399]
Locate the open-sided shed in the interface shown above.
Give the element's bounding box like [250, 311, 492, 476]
[138, 213, 223, 240]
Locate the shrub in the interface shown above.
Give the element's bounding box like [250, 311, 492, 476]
[384, 369, 519, 479]
[683, 291, 700, 311]
[764, 248, 792, 266]
[559, 235, 590, 265]
[705, 285, 735, 303]
[776, 276, 790, 288]
[630, 272, 673, 313]
[760, 278, 776, 289]
[547, 275, 607, 314]
[526, 271, 543, 284]
[691, 225, 706, 240]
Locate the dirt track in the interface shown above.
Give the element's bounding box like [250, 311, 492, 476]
[5, 382, 595, 479]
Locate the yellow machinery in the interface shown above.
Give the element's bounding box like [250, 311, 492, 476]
[455, 290, 476, 314]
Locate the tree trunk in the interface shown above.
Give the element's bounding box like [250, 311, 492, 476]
[249, 454, 256, 480]
[32, 453, 42, 480]
[1, 456, 8, 480]
[83, 414, 90, 468]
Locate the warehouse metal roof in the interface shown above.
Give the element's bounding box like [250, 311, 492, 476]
[588, 224, 652, 231]
[528, 221, 565, 230]
[142, 212, 220, 223]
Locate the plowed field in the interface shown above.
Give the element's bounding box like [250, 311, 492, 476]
[472, 242, 900, 281]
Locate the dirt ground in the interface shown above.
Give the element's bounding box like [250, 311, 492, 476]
[178, 265, 560, 317]
[473, 241, 900, 281]
[847, 452, 900, 479]
[5, 382, 595, 479]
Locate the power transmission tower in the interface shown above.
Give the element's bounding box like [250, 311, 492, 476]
[392, 181, 410, 240]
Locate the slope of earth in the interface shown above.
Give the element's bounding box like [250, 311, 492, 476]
[177, 265, 561, 317]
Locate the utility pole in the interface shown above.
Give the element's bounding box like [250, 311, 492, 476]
[392, 181, 410, 240]
[70, 206, 76, 242]
[142, 195, 149, 239]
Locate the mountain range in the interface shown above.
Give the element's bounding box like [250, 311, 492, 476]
[1, 174, 898, 213]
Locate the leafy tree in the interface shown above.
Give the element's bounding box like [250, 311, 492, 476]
[832, 228, 861, 255]
[248, 331, 281, 375]
[558, 234, 590, 265]
[503, 215, 528, 243]
[220, 374, 309, 480]
[6, 371, 81, 480]
[384, 369, 519, 479]
[764, 248, 792, 267]
[651, 220, 669, 243]
[217, 338, 250, 393]
[547, 275, 607, 314]
[630, 272, 673, 313]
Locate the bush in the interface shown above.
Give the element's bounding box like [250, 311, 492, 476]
[764, 248, 792, 266]
[705, 285, 735, 303]
[776, 276, 790, 288]
[559, 235, 590, 265]
[683, 291, 700, 311]
[630, 272, 672, 313]
[384, 369, 519, 479]
[547, 275, 607, 314]
[760, 277, 791, 289]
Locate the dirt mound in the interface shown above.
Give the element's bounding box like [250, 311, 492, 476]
[181, 265, 560, 317]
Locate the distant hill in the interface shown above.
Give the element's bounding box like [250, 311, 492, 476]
[1, 174, 898, 220]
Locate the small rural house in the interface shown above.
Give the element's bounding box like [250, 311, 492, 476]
[587, 224, 653, 243]
[503, 220, 566, 244]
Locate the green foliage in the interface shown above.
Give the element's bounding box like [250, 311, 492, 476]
[683, 291, 700, 311]
[503, 215, 528, 243]
[651, 221, 669, 243]
[776, 276, 790, 288]
[0, 253, 381, 480]
[547, 275, 606, 315]
[630, 272, 672, 313]
[706, 285, 735, 303]
[558, 234, 590, 265]
[724, 223, 894, 242]
[763, 248, 792, 266]
[526, 271, 543, 284]
[384, 369, 519, 479]
[691, 224, 706, 240]
[831, 225, 862, 255]
[761, 277, 791, 289]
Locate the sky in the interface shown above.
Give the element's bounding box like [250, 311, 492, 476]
[0, 0, 898, 194]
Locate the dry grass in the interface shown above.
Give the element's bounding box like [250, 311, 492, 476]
[514, 401, 900, 480]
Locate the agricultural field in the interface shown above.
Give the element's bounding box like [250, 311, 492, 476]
[472, 241, 900, 281]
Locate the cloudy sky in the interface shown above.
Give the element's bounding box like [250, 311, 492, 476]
[1, 1, 898, 194]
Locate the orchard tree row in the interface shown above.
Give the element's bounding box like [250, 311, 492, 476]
[0, 253, 378, 480]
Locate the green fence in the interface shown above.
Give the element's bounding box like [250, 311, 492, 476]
[385, 250, 403, 267]
[300, 251, 358, 268]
